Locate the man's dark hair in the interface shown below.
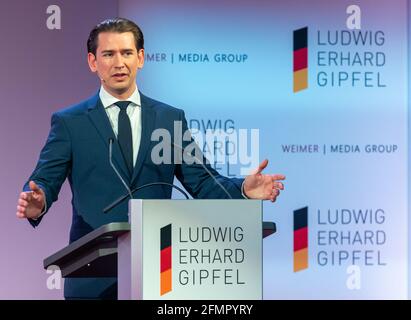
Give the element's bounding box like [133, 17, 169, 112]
[87, 18, 144, 56]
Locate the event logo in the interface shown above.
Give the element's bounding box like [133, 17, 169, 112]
[293, 207, 308, 272]
[293, 206, 387, 270]
[293, 27, 308, 92]
[160, 224, 172, 295]
[292, 6, 387, 91]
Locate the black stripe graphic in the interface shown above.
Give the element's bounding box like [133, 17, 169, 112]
[294, 207, 308, 231]
[160, 224, 172, 250]
[293, 27, 308, 51]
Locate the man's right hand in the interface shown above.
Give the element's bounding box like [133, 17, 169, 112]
[16, 181, 45, 220]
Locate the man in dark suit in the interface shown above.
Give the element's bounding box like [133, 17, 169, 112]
[16, 18, 285, 299]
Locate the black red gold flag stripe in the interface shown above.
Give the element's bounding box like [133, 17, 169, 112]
[293, 27, 308, 92]
[294, 207, 308, 272]
[160, 224, 172, 295]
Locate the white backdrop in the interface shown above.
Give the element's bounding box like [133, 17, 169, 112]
[121, 0, 409, 299]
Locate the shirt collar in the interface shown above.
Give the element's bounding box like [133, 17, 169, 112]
[99, 85, 141, 109]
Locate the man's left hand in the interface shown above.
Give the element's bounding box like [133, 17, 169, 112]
[243, 159, 285, 202]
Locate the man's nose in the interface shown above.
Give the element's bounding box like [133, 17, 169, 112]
[113, 53, 125, 68]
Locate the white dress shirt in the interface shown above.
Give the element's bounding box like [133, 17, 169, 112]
[99, 85, 142, 166]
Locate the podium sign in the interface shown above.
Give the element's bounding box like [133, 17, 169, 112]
[118, 199, 262, 300]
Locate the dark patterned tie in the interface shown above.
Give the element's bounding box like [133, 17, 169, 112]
[116, 101, 133, 176]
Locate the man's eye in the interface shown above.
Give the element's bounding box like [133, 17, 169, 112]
[103, 53, 113, 57]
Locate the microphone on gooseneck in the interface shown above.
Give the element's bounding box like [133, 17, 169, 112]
[108, 138, 133, 201]
[104, 138, 190, 213]
[171, 142, 233, 199]
[103, 182, 190, 213]
[103, 139, 232, 213]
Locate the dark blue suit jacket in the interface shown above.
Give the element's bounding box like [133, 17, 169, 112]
[24, 91, 244, 299]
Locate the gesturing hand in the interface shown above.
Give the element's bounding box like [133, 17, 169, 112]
[243, 159, 285, 202]
[16, 181, 45, 219]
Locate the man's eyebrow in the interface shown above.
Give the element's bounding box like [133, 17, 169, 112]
[101, 49, 135, 53]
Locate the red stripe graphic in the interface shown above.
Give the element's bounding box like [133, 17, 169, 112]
[160, 246, 172, 273]
[293, 47, 308, 72]
[293, 227, 308, 251]
[160, 224, 172, 295]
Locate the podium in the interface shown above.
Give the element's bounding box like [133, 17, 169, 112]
[44, 199, 275, 299]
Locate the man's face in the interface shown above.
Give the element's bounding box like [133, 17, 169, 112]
[88, 31, 144, 96]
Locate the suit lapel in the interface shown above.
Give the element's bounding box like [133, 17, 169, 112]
[87, 93, 131, 183]
[131, 92, 156, 186]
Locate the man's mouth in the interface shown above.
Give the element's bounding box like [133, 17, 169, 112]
[112, 73, 128, 79]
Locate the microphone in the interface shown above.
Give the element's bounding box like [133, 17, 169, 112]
[171, 142, 233, 199]
[103, 182, 189, 213]
[173, 142, 277, 238]
[103, 139, 233, 213]
[104, 139, 189, 213]
[108, 138, 133, 201]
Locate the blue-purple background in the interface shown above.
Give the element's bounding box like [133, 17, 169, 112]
[0, 0, 117, 299]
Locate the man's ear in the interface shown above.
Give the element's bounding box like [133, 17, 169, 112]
[87, 52, 97, 72]
[137, 49, 145, 69]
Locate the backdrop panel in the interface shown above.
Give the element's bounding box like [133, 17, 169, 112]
[120, 0, 409, 299]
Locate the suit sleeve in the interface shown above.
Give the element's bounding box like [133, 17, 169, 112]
[23, 112, 72, 227]
[174, 110, 244, 199]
